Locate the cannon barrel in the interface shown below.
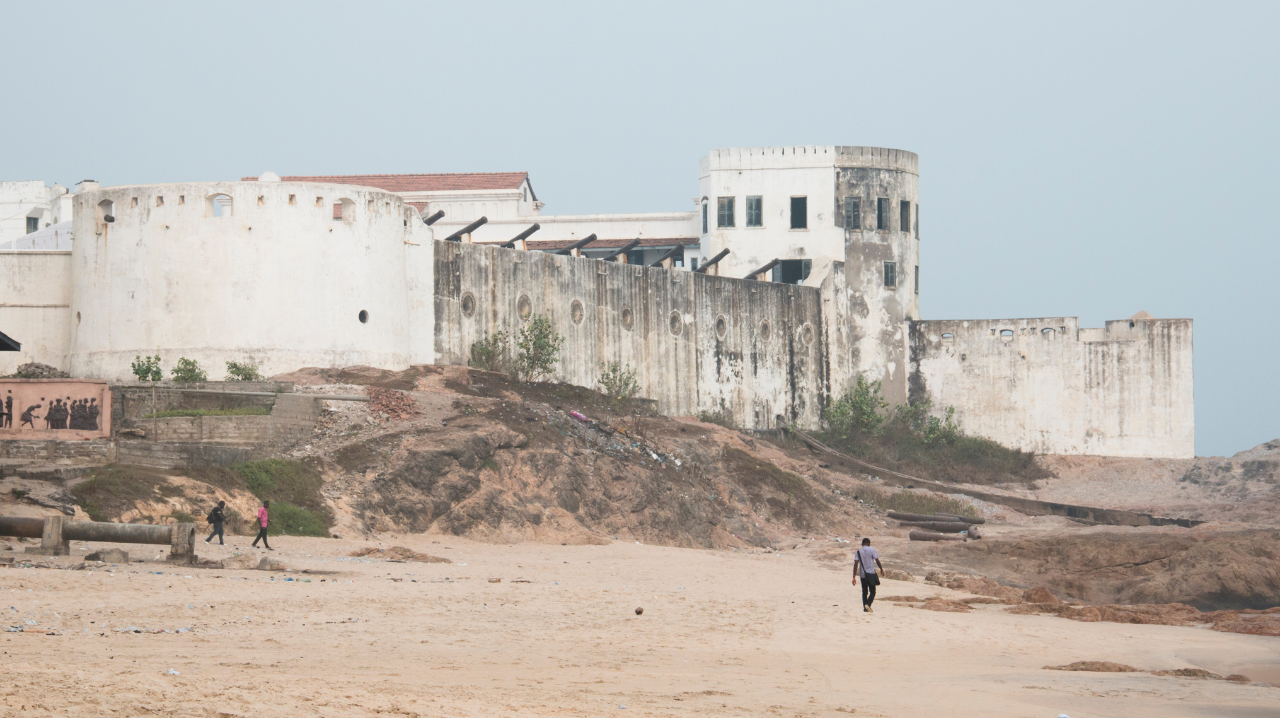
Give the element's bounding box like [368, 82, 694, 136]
[443, 216, 488, 242]
[896, 520, 970, 533]
[602, 238, 640, 261]
[500, 223, 540, 248]
[888, 511, 984, 525]
[555, 234, 597, 255]
[0, 516, 45, 538]
[423, 210, 445, 226]
[909, 530, 964, 542]
[63, 521, 173, 544]
[648, 245, 684, 268]
[694, 248, 730, 273]
[745, 258, 782, 280]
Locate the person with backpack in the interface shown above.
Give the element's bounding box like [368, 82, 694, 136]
[204, 501, 227, 545]
[853, 537, 884, 613]
[251, 500, 273, 550]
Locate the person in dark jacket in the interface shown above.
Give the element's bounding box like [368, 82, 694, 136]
[205, 501, 227, 545]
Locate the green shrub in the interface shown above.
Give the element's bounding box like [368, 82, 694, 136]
[596, 361, 640, 407]
[168, 509, 197, 524]
[231, 459, 333, 533]
[515, 314, 564, 382]
[264, 502, 328, 537]
[170, 357, 207, 383]
[468, 330, 510, 373]
[225, 361, 264, 382]
[696, 410, 734, 429]
[824, 375, 888, 437]
[131, 355, 163, 382]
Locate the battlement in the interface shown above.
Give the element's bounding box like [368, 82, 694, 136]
[700, 146, 918, 175]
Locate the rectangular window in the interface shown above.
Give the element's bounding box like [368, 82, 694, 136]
[717, 197, 735, 228]
[884, 261, 897, 288]
[771, 259, 812, 285]
[843, 196, 860, 230]
[627, 250, 645, 266]
[746, 196, 763, 227]
[914, 265, 919, 295]
[690, 257, 700, 271]
[914, 203, 919, 238]
[701, 204, 708, 234]
[26, 217, 39, 234]
[790, 196, 807, 229]
[877, 198, 889, 230]
[900, 200, 911, 233]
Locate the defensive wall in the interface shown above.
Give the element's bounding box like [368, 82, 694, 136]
[0, 250, 72, 376]
[909, 316, 1195, 458]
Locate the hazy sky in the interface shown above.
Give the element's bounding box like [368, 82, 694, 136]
[3, 2, 1275, 457]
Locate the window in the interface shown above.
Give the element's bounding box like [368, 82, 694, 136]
[843, 197, 860, 230]
[205, 194, 233, 218]
[26, 217, 38, 234]
[746, 196, 763, 227]
[690, 257, 700, 271]
[883, 261, 897, 288]
[771, 259, 812, 285]
[790, 196, 807, 229]
[717, 197, 735, 228]
[914, 203, 919, 238]
[701, 203, 708, 234]
[914, 265, 919, 295]
[900, 200, 911, 233]
[627, 250, 645, 266]
[877, 198, 889, 230]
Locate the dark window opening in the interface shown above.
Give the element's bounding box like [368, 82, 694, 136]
[746, 196, 762, 227]
[690, 257, 700, 271]
[877, 198, 889, 230]
[26, 217, 39, 234]
[701, 203, 708, 234]
[914, 265, 919, 295]
[790, 197, 807, 229]
[772, 259, 812, 285]
[843, 197, 860, 230]
[914, 203, 919, 238]
[900, 200, 911, 233]
[358, 310, 369, 324]
[717, 197, 735, 228]
[627, 250, 645, 266]
[883, 261, 897, 288]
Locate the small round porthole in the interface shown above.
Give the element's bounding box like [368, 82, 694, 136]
[759, 320, 770, 342]
[800, 324, 814, 347]
[460, 292, 476, 317]
[358, 310, 369, 324]
[669, 310, 683, 338]
[620, 306, 633, 331]
[517, 294, 533, 320]
[570, 300, 584, 325]
[715, 315, 728, 340]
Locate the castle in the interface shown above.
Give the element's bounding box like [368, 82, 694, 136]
[0, 146, 1194, 458]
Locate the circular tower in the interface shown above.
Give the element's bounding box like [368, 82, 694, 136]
[68, 180, 415, 380]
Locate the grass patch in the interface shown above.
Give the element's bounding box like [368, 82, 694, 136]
[142, 407, 271, 418]
[721, 447, 824, 530]
[70, 465, 172, 522]
[813, 424, 1049, 487]
[264, 501, 328, 537]
[855, 485, 978, 518]
[696, 410, 735, 429]
[168, 509, 197, 524]
[232, 459, 333, 536]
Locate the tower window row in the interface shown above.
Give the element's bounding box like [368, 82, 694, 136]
[706, 195, 918, 237]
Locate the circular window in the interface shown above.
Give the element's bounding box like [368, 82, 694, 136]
[620, 306, 633, 331]
[800, 323, 814, 346]
[715, 315, 728, 340]
[517, 294, 533, 320]
[460, 292, 475, 317]
[358, 310, 369, 324]
[759, 320, 771, 342]
[570, 300, 584, 325]
[669, 311, 683, 338]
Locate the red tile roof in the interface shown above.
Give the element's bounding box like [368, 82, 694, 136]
[241, 172, 530, 193]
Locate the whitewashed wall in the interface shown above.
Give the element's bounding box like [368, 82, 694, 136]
[909, 317, 1195, 458]
[0, 250, 73, 374]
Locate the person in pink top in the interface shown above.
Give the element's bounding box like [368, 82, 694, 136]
[251, 500, 273, 550]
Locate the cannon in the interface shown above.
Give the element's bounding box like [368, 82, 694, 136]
[909, 530, 964, 542]
[887, 511, 985, 525]
[555, 234, 597, 256]
[648, 245, 684, 268]
[500, 223, 541, 249]
[744, 258, 782, 281]
[694, 248, 730, 274]
[423, 210, 445, 226]
[602, 239, 641, 262]
[896, 520, 971, 533]
[0, 515, 198, 563]
[443, 216, 488, 242]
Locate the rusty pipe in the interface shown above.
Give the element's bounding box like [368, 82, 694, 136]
[63, 521, 173, 545]
[0, 516, 45, 539]
[909, 530, 964, 542]
[888, 511, 985, 525]
[896, 521, 971, 533]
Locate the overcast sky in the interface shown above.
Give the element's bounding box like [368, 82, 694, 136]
[2, 1, 1275, 457]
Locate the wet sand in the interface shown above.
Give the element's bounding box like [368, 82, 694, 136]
[2, 535, 1277, 717]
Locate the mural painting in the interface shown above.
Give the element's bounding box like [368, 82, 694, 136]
[0, 380, 112, 439]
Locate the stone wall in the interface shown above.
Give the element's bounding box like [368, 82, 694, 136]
[0, 439, 114, 463]
[0, 250, 72, 375]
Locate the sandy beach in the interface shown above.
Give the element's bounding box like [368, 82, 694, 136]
[3, 535, 1277, 718]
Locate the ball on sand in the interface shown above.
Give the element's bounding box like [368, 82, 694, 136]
[635, 607, 644, 615]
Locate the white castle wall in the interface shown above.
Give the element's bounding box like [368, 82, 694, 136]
[909, 317, 1195, 458]
[0, 250, 73, 375]
[67, 181, 428, 380]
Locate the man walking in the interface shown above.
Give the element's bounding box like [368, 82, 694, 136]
[205, 501, 226, 545]
[853, 538, 884, 613]
[251, 500, 273, 550]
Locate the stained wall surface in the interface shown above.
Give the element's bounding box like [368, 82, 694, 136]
[909, 317, 1195, 458]
[434, 240, 827, 427]
[0, 250, 73, 375]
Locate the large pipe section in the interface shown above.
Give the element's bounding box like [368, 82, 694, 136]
[896, 521, 970, 533]
[443, 217, 488, 242]
[0, 516, 44, 539]
[909, 530, 964, 542]
[3, 515, 198, 562]
[63, 521, 173, 544]
[888, 511, 985, 525]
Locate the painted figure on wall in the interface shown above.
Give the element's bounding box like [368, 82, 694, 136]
[0, 381, 109, 436]
[2, 391, 11, 428]
[19, 403, 41, 428]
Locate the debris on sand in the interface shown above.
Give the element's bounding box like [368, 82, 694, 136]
[917, 598, 973, 612]
[257, 557, 288, 571]
[365, 386, 421, 421]
[1046, 661, 1140, 673]
[349, 546, 451, 564]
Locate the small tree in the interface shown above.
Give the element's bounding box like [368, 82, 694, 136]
[225, 360, 264, 382]
[170, 357, 207, 383]
[823, 375, 888, 438]
[131, 355, 163, 382]
[515, 314, 564, 383]
[597, 361, 640, 407]
[468, 330, 510, 373]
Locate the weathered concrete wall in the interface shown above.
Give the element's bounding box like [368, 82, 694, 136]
[909, 317, 1195, 458]
[0, 250, 73, 375]
[435, 240, 827, 428]
[0, 379, 111, 439]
